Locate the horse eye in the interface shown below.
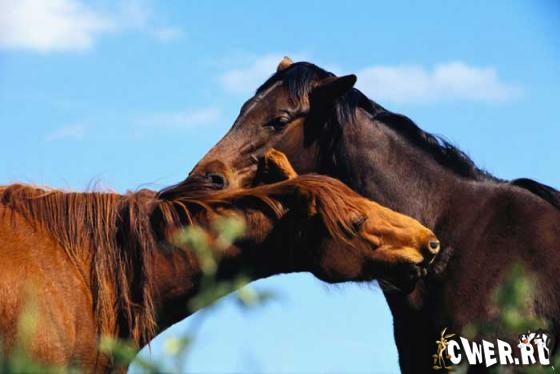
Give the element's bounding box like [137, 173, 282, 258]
[266, 117, 290, 131]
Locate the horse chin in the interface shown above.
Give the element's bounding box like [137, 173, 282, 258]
[381, 263, 427, 294]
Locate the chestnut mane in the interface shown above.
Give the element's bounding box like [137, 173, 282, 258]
[0, 176, 363, 346]
[0, 184, 161, 345]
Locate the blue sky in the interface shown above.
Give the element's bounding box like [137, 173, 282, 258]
[1, 1, 559, 372]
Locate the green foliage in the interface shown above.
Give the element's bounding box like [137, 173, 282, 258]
[177, 217, 274, 311]
[98, 336, 160, 373]
[109, 217, 275, 373]
[462, 264, 546, 341]
[0, 289, 78, 373]
[4, 220, 558, 373]
[1, 217, 274, 373]
[457, 264, 556, 374]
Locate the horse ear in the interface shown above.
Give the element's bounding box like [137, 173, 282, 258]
[303, 75, 357, 146]
[253, 149, 298, 185]
[311, 74, 357, 103]
[277, 56, 293, 72]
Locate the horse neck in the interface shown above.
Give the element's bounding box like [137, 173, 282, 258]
[149, 201, 310, 333]
[149, 243, 201, 332]
[329, 109, 488, 235]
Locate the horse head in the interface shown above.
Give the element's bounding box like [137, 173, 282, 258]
[184, 58, 358, 190]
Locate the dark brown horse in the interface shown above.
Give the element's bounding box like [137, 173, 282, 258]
[186, 58, 560, 372]
[0, 150, 438, 372]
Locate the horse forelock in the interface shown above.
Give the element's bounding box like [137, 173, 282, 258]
[171, 175, 365, 244]
[286, 175, 364, 241]
[256, 61, 333, 103]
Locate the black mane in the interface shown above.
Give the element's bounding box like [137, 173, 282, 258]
[257, 62, 333, 101]
[260, 61, 560, 207]
[260, 62, 494, 181]
[372, 111, 497, 181]
[510, 178, 560, 210]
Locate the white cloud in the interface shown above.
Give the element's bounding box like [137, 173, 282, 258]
[137, 107, 221, 130]
[219, 56, 519, 104]
[356, 62, 521, 104]
[45, 124, 87, 141]
[0, 0, 114, 52]
[219, 54, 284, 95]
[0, 0, 184, 52]
[219, 53, 313, 95]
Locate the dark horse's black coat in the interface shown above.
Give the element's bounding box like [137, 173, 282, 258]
[188, 61, 560, 373]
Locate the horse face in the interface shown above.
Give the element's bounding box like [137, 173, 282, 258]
[252, 149, 440, 292]
[314, 195, 440, 291]
[186, 58, 354, 190]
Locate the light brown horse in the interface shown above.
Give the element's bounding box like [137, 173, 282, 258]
[0, 150, 438, 371]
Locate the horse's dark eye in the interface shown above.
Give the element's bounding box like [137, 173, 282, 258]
[266, 117, 290, 131]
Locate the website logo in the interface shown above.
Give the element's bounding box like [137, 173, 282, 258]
[433, 328, 555, 369]
[433, 328, 456, 370]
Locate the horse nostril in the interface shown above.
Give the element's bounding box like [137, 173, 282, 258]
[428, 239, 440, 253]
[206, 172, 227, 189]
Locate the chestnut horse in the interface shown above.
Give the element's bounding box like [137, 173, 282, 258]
[186, 58, 560, 372]
[0, 150, 438, 372]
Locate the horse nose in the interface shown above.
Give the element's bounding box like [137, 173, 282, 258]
[189, 159, 231, 190]
[205, 172, 228, 189]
